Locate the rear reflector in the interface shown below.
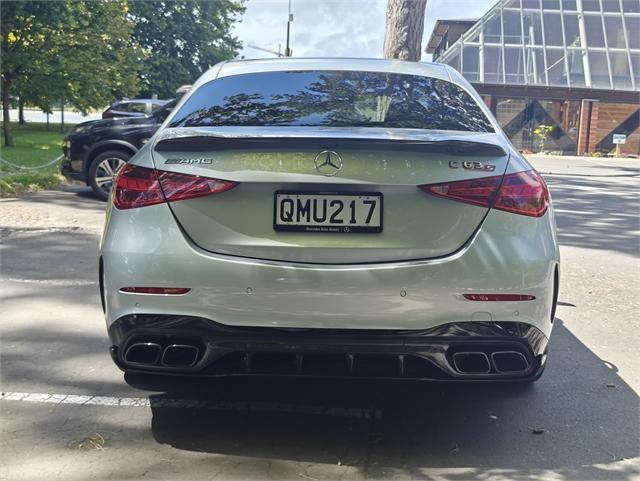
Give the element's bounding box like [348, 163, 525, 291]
[113, 164, 236, 209]
[120, 287, 191, 295]
[420, 170, 549, 217]
[463, 294, 536, 301]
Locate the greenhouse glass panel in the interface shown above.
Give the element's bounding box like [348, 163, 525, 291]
[502, 10, 522, 44]
[465, 25, 481, 44]
[610, 51, 633, 89]
[541, 0, 560, 9]
[567, 49, 587, 86]
[604, 16, 626, 48]
[625, 16, 640, 49]
[588, 51, 611, 88]
[546, 49, 569, 86]
[584, 14, 606, 48]
[484, 12, 503, 44]
[621, 0, 640, 13]
[563, 13, 581, 48]
[442, 46, 461, 71]
[631, 54, 640, 86]
[525, 47, 546, 84]
[581, 0, 601, 11]
[522, 10, 544, 46]
[462, 46, 480, 81]
[485, 46, 504, 83]
[602, 0, 621, 12]
[543, 13, 564, 46]
[505, 47, 526, 84]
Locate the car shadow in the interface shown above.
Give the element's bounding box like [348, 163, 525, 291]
[148, 319, 639, 480]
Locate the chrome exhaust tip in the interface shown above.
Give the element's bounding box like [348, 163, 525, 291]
[452, 351, 491, 374]
[124, 342, 162, 365]
[161, 344, 200, 367]
[491, 351, 530, 373]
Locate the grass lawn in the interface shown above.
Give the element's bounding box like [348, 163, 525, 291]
[1, 122, 74, 194]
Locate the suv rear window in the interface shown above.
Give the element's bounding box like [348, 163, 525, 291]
[169, 70, 494, 132]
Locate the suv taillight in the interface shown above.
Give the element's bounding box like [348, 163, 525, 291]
[420, 170, 549, 217]
[113, 164, 236, 209]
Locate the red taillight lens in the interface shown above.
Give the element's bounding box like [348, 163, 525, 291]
[113, 164, 236, 209]
[113, 164, 164, 209]
[156, 170, 236, 202]
[422, 175, 502, 208]
[493, 170, 549, 217]
[420, 170, 549, 217]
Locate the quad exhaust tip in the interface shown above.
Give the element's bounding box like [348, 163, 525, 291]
[161, 344, 200, 367]
[452, 351, 491, 374]
[124, 342, 162, 365]
[491, 351, 530, 373]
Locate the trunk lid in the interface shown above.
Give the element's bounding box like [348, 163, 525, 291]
[151, 127, 509, 264]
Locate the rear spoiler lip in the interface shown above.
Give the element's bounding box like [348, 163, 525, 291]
[154, 127, 508, 157]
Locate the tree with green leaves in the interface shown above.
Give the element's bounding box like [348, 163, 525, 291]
[128, 0, 245, 99]
[1, 1, 143, 146]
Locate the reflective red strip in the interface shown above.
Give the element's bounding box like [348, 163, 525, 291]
[120, 287, 191, 294]
[463, 294, 536, 301]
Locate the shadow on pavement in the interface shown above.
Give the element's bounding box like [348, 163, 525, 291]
[545, 174, 639, 256]
[148, 319, 639, 480]
[5, 186, 107, 212]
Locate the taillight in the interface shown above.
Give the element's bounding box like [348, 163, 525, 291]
[113, 164, 164, 209]
[493, 170, 549, 217]
[113, 164, 236, 210]
[420, 170, 548, 217]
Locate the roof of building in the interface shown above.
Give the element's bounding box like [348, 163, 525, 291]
[430, 0, 639, 92]
[425, 19, 477, 54]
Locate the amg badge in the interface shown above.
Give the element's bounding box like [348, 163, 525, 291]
[164, 158, 213, 165]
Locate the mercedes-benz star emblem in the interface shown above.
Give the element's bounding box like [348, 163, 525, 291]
[314, 150, 343, 176]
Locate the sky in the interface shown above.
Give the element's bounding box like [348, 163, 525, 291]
[232, 0, 496, 61]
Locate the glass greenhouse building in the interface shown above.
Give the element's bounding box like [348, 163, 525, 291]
[427, 0, 639, 155]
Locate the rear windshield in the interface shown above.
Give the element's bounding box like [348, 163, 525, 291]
[169, 70, 494, 132]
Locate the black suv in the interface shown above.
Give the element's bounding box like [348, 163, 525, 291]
[61, 99, 176, 200]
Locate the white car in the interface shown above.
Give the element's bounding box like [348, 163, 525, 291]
[100, 58, 559, 388]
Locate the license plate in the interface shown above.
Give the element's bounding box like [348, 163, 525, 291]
[273, 191, 383, 233]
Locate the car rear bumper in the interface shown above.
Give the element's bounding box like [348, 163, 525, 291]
[109, 315, 548, 383]
[102, 202, 559, 334]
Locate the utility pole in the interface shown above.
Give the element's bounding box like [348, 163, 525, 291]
[285, 0, 293, 57]
[383, 0, 428, 61]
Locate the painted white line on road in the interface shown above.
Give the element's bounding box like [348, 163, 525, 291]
[3, 278, 96, 286]
[0, 391, 381, 419]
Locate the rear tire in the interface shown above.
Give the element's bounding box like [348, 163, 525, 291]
[88, 150, 131, 201]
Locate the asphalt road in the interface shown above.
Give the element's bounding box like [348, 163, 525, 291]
[1, 156, 638, 481]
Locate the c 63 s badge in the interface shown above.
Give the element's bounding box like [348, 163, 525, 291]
[164, 158, 213, 165]
[449, 160, 496, 172]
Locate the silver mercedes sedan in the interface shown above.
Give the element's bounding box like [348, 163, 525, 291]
[100, 58, 559, 388]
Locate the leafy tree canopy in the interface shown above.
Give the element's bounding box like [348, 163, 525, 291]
[2, 0, 142, 112]
[129, 0, 245, 99]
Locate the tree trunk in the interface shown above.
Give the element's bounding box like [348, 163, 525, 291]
[18, 96, 26, 124]
[2, 78, 14, 147]
[383, 0, 428, 61]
